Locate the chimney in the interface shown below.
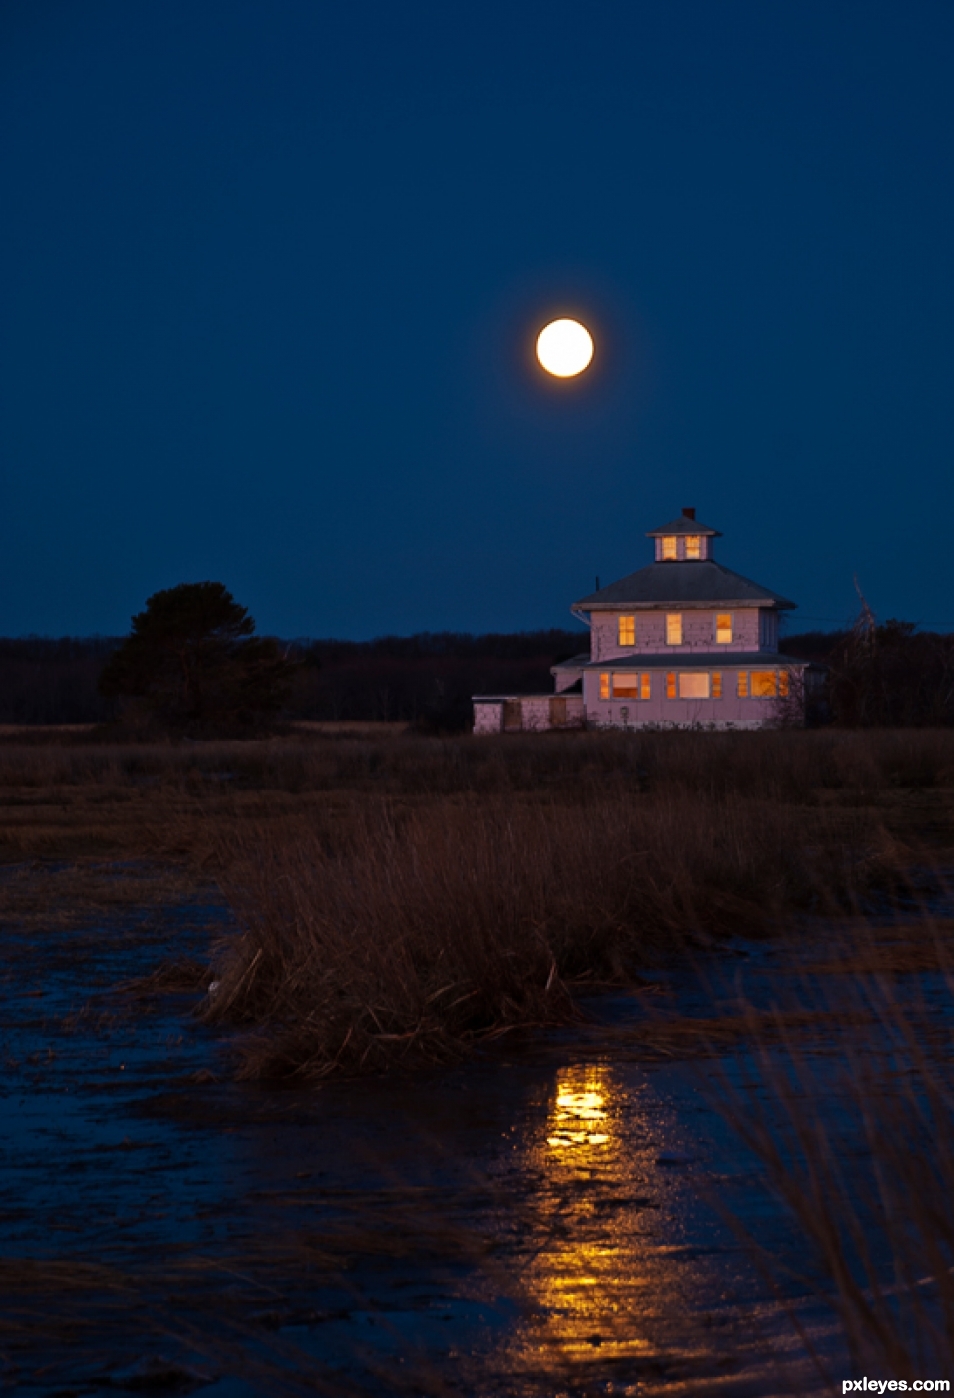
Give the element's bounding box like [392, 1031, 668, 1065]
[682, 506, 696, 520]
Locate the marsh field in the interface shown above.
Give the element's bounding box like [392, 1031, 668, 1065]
[3, 727, 954, 1396]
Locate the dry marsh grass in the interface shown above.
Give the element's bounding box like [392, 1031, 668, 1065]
[0, 727, 951, 1076]
[204, 789, 897, 1079]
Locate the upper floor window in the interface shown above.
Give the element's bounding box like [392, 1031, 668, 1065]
[618, 615, 635, 646]
[666, 613, 683, 646]
[661, 536, 677, 560]
[716, 613, 732, 644]
[685, 535, 701, 560]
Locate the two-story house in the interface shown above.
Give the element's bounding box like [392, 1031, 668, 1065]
[473, 508, 825, 732]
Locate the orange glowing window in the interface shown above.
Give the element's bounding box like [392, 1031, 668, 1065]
[779, 671, 790, 698]
[716, 613, 732, 644]
[666, 672, 676, 699]
[737, 672, 749, 698]
[679, 672, 710, 699]
[666, 613, 682, 646]
[751, 671, 778, 698]
[618, 615, 635, 646]
[685, 535, 701, 559]
[599, 672, 610, 701]
[612, 674, 640, 699]
[661, 536, 677, 560]
[712, 671, 722, 698]
[640, 673, 651, 700]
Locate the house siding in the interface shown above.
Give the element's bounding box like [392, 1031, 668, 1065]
[582, 668, 795, 729]
[594, 607, 764, 660]
[473, 695, 585, 734]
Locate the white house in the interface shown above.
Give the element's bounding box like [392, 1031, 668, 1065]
[473, 508, 826, 733]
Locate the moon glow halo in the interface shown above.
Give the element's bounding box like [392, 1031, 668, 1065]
[536, 318, 594, 378]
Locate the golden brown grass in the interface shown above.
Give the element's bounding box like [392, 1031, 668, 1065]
[203, 788, 898, 1079]
[0, 726, 951, 1077]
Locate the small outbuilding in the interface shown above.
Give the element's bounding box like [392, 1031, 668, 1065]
[473, 508, 826, 733]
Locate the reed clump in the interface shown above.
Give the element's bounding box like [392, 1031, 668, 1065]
[205, 790, 892, 1079]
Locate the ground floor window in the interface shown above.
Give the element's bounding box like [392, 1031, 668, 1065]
[735, 670, 791, 698]
[678, 672, 710, 699]
[605, 672, 651, 699]
[597, 668, 794, 705]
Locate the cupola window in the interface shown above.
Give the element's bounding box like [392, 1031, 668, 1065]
[685, 535, 701, 560]
[661, 536, 677, 560]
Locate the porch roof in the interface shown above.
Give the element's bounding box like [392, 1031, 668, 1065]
[574, 560, 795, 610]
[583, 653, 823, 671]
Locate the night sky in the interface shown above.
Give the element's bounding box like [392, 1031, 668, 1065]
[2, 1, 952, 640]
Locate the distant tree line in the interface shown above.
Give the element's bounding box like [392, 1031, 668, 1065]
[1, 612, 952, 731]
[0, 636, 120, 724]
[0, 622, 587, 730]
[285, 628, 588, 730]
[782, 624, 954, 727]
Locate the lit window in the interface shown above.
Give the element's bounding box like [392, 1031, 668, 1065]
[716, 613, 732, 644]
[661, 536, 677, 560]
[666, 613, 682, 646]
[712, 672, 722, 698]
[599, 673, 610, 700]
[666, 672, 676, 699]
[779, 670, 790, 698]
[679, 672, 710, 699]
[618, 615, 635, 646]
[640, 673, 651, 700]
[737, 672, 749, 697]
[612, 674, 640, 699]
[751, 671, 778, 698]
[685, 535, 701, 560]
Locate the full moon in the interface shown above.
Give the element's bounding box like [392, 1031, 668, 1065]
[536, 318, 594, 377]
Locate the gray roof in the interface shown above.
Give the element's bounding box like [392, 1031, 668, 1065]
[550, 652, 589, 671]
[646, 512, 721, 537]
[574, 560, 796, 610]
[583, 652, 822, 671]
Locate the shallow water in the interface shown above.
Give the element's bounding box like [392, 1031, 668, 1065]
[5, 872, 950, 1396]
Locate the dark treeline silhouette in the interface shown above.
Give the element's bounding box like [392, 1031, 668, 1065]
[286, 629, 588, 729]
[0, 630, 587, 729]
[783, 625, 954, 726]
[3, 624, 952, 730]
[0, 637, 121, 724]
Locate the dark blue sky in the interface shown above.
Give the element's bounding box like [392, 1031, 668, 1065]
[2, 1, 952, 638]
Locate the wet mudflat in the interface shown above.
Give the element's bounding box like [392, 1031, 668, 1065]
[1, 861, 878, 1398]
[2, 864, 950, 1397]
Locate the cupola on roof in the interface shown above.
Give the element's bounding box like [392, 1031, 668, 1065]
[645, 507, 722, 538]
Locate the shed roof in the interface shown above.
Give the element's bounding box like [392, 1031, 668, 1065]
[574, 560, 796, 610]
